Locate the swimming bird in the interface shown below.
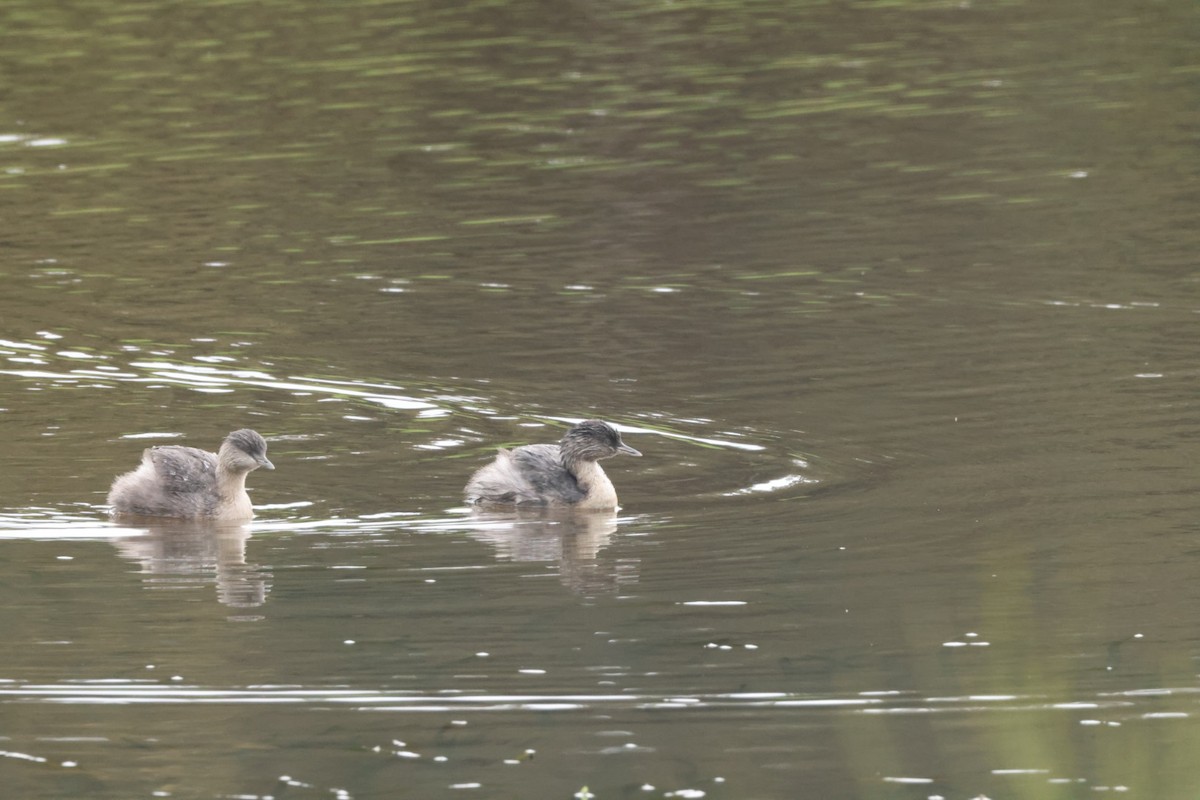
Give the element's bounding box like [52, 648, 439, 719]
[107, 429, 274, 520]
[465, 420, 641, 510]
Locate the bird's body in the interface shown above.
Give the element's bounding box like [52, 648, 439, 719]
[465, 420, 641, 510]
[108, 429, 274, 520]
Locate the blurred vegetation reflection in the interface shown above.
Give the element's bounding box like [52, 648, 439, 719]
[1, 0, 1199, 797]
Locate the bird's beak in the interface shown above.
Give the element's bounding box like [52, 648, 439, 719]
[618, 442, 642, 457]
[258, 456, 275, 470]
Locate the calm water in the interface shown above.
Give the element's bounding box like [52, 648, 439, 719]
[3, 0, 1200, 797]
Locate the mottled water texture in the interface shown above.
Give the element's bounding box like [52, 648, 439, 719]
[2, 0, 1200, 797]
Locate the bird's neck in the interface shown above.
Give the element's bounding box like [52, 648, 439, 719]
[567, 459, 618, 509]
[216, 468, 253, 517]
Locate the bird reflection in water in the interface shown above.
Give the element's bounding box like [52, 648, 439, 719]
[463, 509, 637, 596]
[110, 519, 271, 609]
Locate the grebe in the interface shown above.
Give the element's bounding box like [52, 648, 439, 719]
[465, 420, 641, 510]
[108, 429, 274, 520]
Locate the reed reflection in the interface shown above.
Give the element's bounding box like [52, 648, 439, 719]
[110, 519, 271, 608]
[463, 509, 636, 596]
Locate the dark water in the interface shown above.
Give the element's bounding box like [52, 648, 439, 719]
[3, 0, 1200, 797]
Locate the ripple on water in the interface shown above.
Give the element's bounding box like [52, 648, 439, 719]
[1, 330, 841, 514]
[0, 508, 128, 540]
[0, 683, 1166, 720]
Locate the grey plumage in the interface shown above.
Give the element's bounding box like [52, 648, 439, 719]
[465, 420, 641, 510]
[108, 429, 274, 519]
[138, 446, 222, 516]
[225, 428, 270, 462]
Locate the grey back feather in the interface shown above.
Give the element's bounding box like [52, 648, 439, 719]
[511, 444, 586, 504]
[465, 444, 585, 506]
[149, 446, 219, 496]
[110, 445, 222, 517]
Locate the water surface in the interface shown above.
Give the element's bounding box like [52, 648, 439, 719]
[3, 0, 1200, 798]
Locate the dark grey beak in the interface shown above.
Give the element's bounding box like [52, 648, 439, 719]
[618, 442, 642, 457]
[257, 456, 275, 470]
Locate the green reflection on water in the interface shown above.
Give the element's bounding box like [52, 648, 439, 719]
[1, 0, 1199, 797]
